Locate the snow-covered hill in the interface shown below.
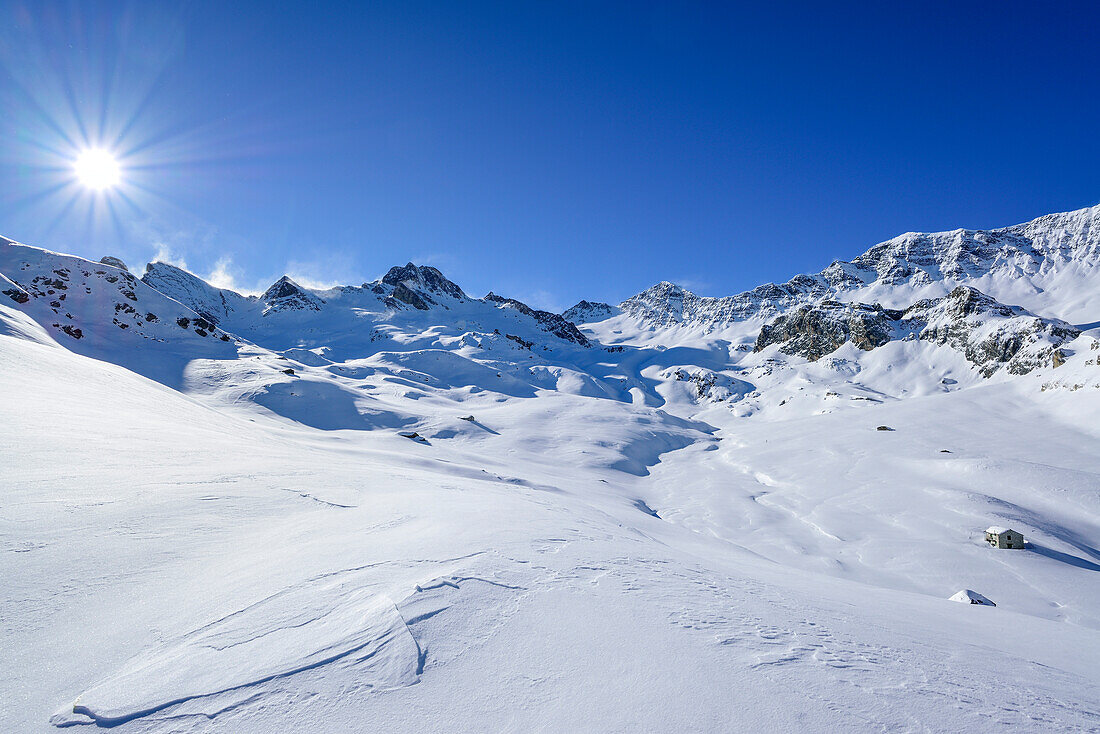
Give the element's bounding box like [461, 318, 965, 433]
[2, 206, 1100, 731]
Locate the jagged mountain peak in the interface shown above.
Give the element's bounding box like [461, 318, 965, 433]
[562, 300, 617, 324]
[261, 275, 324, 313]
[382, 262, 466, 300]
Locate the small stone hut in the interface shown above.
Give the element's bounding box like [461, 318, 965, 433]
[985, 526, 1024, 549]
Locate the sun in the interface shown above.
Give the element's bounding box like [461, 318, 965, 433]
[73, 148, 122, 191]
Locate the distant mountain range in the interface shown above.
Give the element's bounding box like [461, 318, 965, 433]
[1, 204, 1097, 408]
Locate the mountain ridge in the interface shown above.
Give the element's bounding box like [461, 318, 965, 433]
[607, 203, 1100, 330]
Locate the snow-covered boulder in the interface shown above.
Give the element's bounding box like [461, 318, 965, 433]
[949, 589, 996, 607]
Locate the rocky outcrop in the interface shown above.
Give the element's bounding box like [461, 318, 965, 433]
[755, 302, 901, 361]
[99, 256, 128, 271]
[390, 282, 431, 310]
[382, 262, 466, 300]
[908, 286, 1080, 377]
[754, 285, 1080, 376]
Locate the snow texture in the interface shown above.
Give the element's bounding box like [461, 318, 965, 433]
[2, 205, 1100, 732]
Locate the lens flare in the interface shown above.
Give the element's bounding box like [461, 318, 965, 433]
[73, 149, 122, 190]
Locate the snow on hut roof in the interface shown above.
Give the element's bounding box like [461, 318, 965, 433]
[986, 526, 1012, 535]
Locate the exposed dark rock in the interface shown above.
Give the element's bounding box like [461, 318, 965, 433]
[754, 286, 1080, 376]
[911, 286, 1080, 377]
[99, 256, 128, 271]
[391, 282, 431, 310]
[261, 276, 324, 313]
[3, 283, 29, 301]
[755, 301, 900, 360]
[61, 325, 83, 339]
[506, 333, 534, 350]
[382, 262, 466, 300]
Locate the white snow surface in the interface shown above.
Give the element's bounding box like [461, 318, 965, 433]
[3, 207, 1100, 732]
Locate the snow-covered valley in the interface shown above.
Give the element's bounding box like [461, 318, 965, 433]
[3, 205, 1100, 731]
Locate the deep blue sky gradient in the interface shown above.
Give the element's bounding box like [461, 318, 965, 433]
[1, 1, 1097, 309]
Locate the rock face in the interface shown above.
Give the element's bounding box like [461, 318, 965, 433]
[389, 282, 431, 310]
[562, 300, 617, 324]
[754, 285, 1080, 376]
[909, 286, 1080, 377]
[485, 293, 591, 347]
[382, 263, 466, 301]
[261, 276, 325, 314]
[755, 301, 900, 361]
[99, 256, 128, 272]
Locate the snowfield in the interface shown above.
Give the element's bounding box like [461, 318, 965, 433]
[3, 205, 1100, 732]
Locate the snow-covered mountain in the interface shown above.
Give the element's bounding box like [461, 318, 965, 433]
[3, 206, 1099, 732]
[608, 203, 1100, 333]
[754, 286, 1080, 377]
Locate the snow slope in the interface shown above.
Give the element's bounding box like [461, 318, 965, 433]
[3, 206, 1100, 732]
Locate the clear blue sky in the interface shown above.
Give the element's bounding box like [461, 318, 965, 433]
[1, 1, 1097, 310]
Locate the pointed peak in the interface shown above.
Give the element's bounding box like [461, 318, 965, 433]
[382, 262, 466, 299]
[562, 300, 617, 324]
[261, 275, 323, 312]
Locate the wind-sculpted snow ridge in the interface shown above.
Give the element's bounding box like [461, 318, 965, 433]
[612, 203, 1100, 330]
[754, 286, 1080, 376]
[50, 584, 421, 727]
